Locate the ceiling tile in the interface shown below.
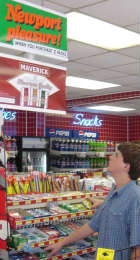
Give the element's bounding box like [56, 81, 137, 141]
[117, 46, 140, 60]
[80, 0, 139, 27]
[47, 0, 104, 9]
[60, 61, 98, 75]
[86, 69, 128, 80]
[43, 0, 70, 13]
[68, 40, 107, 60]
[78, 52, 137, 68]
[26, 0, 43, 6]
[111, 63, 140, 74]
[125, 23, 140, 33]
[107, 75, 140, 85]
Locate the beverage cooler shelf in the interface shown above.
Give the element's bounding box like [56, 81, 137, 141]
[51, 167, 93, 172]
[50, 167, 107, 172]
[7, 191, 108, 207]
[50, 150, 114, 157]
[9, 209, 96, 229]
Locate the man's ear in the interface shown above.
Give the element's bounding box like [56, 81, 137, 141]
[124, 163, 130, 173]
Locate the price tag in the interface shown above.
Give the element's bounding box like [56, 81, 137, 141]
[16, 221, 22, 225]
[39, 242, 44, 246]
[25, 220, 32, 224]
[47, 198, 53, 201]
[63, 253, 68, 258]
[34, 219, 40, 223]
[13, 202, 19, 206]
[36, 199, 41, 203]
[49, 240, 54, 245]
[52, 256, 58, 260]
[82, 249, 87, 254]
[53, 216, 58, 221]
[43, 217, 49, 222]
[72, 252, 77, 256]
[96, 248, 115, 260]
[25, 200, 31, 204]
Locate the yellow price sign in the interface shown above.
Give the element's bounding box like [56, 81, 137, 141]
[52, 256, 58, 260]
[25, 200, 31, 204]
[63, 253, 68, 258]
[13, 201, 19, 205]
[96, 248, 115, 260]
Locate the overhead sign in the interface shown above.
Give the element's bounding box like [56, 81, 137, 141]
[72, 113, 103, 127]
[1, 109, 16, 121]
[0, 0, 67, 61]
[0, 54, 66, 114]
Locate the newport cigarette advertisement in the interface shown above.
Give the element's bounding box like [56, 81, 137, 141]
[0, 54, 66, 114]
[0, 0, 67, 60]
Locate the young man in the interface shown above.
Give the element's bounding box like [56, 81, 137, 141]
[46, 142, 140, 260]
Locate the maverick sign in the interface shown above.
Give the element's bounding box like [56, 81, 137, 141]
[0, 54, 66, 114]
[0, 0, 67, 60]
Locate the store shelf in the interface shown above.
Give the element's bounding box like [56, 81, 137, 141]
[11, 209, 96, 229]
[50, 167, 107, 172]
[51, 167, 92, 172]
[50, 150, 114, 157]
[31, 237, 63, 248]
[7, 192, 108, 207]
[44, 246, 96, 260]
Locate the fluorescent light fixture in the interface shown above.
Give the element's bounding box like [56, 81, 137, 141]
[67, 12, 140, 50]
[87, 105, 136, 112]
[66, 76, 120, 90]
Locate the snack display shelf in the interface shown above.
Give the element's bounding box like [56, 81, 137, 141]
[11, 209, 96, 229]
[7, 192, 108, 207]
[43, 246, 96, 260]
[30, 236, 63, 248]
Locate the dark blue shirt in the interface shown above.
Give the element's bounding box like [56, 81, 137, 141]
[88, 181, 140, 260]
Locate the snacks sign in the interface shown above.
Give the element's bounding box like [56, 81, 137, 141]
[0, 0, 67, 60]
[0, 54, 66, 114]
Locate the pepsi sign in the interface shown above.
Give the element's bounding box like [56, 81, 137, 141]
[74, 130, 98, 139]
[46, 128, 73, 138]
[72, 113, 103, 127]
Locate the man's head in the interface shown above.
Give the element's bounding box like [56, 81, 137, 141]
[118, 142, 140, 180]
[107, 142, 140, 180]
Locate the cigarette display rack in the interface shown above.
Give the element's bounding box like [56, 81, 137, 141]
[7, 190, 103, 260]
[7, 191, 108, 207]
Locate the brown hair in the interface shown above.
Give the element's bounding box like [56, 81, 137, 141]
[118, 142, 140, 180]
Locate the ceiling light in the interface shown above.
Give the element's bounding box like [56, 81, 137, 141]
[67, 12, 140, 50]
[66, 76, 120, 90]
[87, 105, 135, 112]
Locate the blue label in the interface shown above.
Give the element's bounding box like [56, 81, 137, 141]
[1, 108, 16, 120]
[73, 130, 98, 139]
[46, 128, 73, 138]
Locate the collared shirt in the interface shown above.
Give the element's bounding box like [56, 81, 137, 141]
[88, 181, 140, 260]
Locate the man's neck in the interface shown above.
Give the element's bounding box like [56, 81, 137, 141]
[115, 177, 131, 190]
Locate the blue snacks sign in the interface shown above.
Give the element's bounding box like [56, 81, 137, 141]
[72, 113, 103, 127]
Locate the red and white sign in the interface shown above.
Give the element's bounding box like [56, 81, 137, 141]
[0, 54, 66, 114]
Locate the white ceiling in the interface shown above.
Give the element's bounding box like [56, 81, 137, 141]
[1, 0, 140, 115]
